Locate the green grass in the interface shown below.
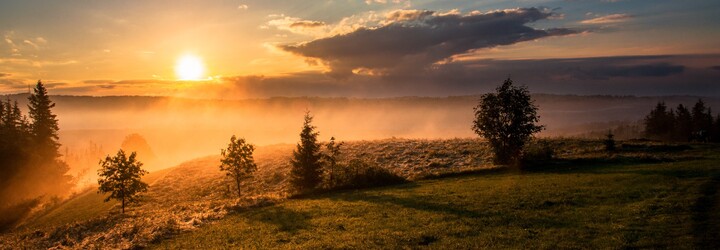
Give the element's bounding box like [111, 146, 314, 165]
[154, 145, 720, 249]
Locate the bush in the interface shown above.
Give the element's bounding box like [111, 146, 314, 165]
[520, 140, 555, 168]
[326, 159, 406, 190]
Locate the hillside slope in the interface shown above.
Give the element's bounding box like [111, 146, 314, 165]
[1, 138, 492, 249]
[155, 144, 720, 249]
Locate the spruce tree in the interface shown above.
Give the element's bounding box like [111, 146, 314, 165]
[28, 80, 60, 157]
[289, 111, 323, 193]
[674, 104, 692, 141]
[644, 102, 675, 140]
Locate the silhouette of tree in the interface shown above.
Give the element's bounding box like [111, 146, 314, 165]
[289, 111, 323, 193]
[322, 136, 343, 188]
[691, 99, 713, 142]
[219, 135, 257, 199]
[0, 100, 32, 191]
[604, 130, 616, 153]
[28, 80, 60, 157]
[473, 78, 544, 165]
[644, 102, 675, 140]
[98, 150, 148, 214]
[674, 104, 692, 141]
[712, 114, 720, 143]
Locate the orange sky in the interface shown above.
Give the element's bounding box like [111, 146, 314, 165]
[1, 0, 719, 97]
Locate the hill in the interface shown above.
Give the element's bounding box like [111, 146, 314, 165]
[0, 138, 493, 249]
[3, 138, 719, 248]
[154, 142, 720, 249]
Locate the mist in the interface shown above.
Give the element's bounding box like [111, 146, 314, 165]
[4, 93, 720, 193]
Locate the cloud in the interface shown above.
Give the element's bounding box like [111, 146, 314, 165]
[710, 66, 720, 71]
[280, 8, 578, 79]
[267, 16, 328, 36]
[581, 14, 633, 24]
[23, 40, 39, 50]
[289, 20, 326, 28]
[0, 73, 10, 77]
[570, 63, 685, 80]
[238, 4, 248, 10]
[365, 0, 404, 4]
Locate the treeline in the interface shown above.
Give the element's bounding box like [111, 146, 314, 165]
[644, 99, 720, 142]
[0, 81, 72, 209]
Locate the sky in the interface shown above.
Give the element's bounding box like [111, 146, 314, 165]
[1, 0, 719, 98]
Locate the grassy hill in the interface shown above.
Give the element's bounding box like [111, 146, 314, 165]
[153, 143, 720, 249]
[2, 139, 719, 249]
[0, 138, 493, 249]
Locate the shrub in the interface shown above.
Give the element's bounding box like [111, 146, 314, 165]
[328, 159, 406, 190]
[520, 140, 555, 168]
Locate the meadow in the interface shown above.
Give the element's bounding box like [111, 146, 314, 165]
[2, 139, 719, 249]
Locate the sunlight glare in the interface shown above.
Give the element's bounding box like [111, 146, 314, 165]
[175, 54, 205, 80]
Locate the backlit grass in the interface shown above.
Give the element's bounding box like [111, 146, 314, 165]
[154, 144, 720, 249]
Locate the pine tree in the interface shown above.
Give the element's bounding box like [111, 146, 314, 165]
[98, 150, 148, 214]
[289, 111, 323, 193]
[691, 99, 713, 142]
[28, 80, 60, 157]
[219, 135, 257, 199]
[644, 102, 675, 140]
[674, 104, 692, 141]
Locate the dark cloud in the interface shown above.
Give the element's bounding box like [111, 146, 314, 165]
[567, 63, 685, 80]
[289, 20, 326, 28]
[281, 8, 578, 79]
[208, 54, 720, 97]
[0, 73, 10, 77]
[711, 66, 720, 71]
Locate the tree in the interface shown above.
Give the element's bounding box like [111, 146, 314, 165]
[289, 111, 323, 193]
[604, 130, 616, 153]
[219, 135, 257, 199]
[98, 150, 148, 213]
[691, 99, 713, 142]
[322, 136, 343, 188]
[28, 80, 60, 157]
[473, 78, 544, 165]
[674, 104, 692, 141]
[644, 102, 675, 140]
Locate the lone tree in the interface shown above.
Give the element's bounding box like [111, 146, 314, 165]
[289, 111, 323, 193]
[219, 135, 257, 199]
[98, 150, 148, 213]
[473, 78, 544, 165]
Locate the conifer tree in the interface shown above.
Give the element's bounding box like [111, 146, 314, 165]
[289, 111, 323, 193]
[28, 80, 60, 157]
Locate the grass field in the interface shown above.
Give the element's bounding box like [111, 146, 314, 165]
[154, 143, 720, 249]
[3, 139, 719, 249]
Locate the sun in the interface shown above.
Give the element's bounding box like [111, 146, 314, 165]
[175, 54, 205, 80]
